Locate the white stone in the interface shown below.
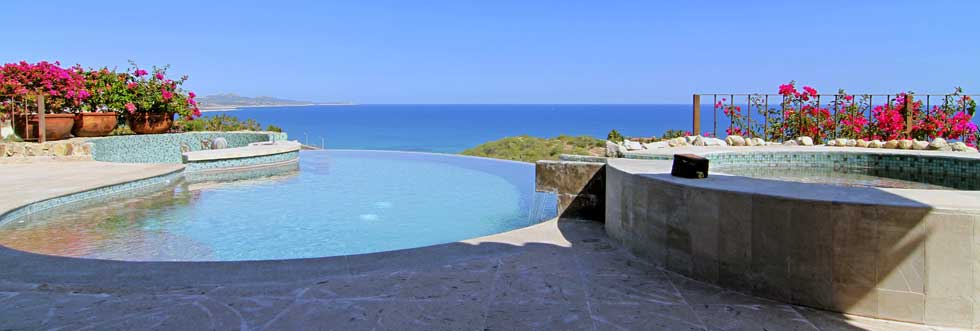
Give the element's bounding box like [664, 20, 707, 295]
[868, 140, 883, 148]
[845, 139, 857, 147]
[684, 135, 697, 143]
[605, 141, 626, 157]
[928, 138, 950, 151]
[702, 137, 726, 146]
[951, 141, 977, 152]
[725, 135, 746, 146]
[745, 137, 758, 146]
[826, 140, 837, 146]
[796, 136, 813, 146]
[623, 139, 644, 151]
[884, 140, 899, 149]
[856, 139, 869, 148]
[692, 136, 705, 146]
[898, 139, 914, 150]
[783, 140, 798, 146]
[912, 140, 928, 150]
[668, 137, 689, 147]
[752, 137, 765, 146]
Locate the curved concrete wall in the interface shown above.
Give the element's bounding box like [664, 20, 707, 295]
[605, 158, 980, 328]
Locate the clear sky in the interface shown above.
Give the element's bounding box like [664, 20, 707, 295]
[2, 1, 978, 104]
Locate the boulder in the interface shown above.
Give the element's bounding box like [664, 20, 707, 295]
[928, 138, 951, 151]
[898, 139, 913, 150]
[844, 139, 857, 147]
[745, 137, 758, 146]
[752, 137, 765, 146]
[783, 140, 799, 146]
[951, 142, 978, 153]
[832, 138, 848, 147]
[826, 139, 837, 147]
[884, 140, 900, 149]
[605, 141, 626, 157]
[703, 137, 727, 147]
[856, 139, 869, 148]
[796, 136, 814, 146]
[725, 135, 746, 146]
[868, 140, 884, 148]
[623, 139, 644, 151]
[912, 140, 929, 150]
[668, 137, 689, 147]
[691, 136, 705, 146]
[684, 136, 697, 143]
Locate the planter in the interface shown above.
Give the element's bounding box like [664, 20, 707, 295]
[72, 112, 118, 137]
[127, 112, 174, 134]
[12, 113, 75, 141]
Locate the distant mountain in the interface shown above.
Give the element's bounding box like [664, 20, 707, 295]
[197, 93, 316, 109]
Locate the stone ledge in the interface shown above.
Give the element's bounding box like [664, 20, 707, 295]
[181, 141, 301, 162]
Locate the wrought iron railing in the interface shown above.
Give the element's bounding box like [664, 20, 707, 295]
[692, 93, 979, 142]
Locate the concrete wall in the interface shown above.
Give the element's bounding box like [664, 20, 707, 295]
[535, 160, 605, 221]
[605, 163, 980, 328]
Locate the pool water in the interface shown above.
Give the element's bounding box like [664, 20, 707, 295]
[0, 150, 557, 261]
[715, 166, 969, 190]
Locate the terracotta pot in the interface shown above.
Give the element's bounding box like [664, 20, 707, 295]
[12, 113, 75, 141]
[127, 112, 174, 134]
[72, 112, 119, 137]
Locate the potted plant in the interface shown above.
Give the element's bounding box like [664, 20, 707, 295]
[72, 67, 125, 137]
[0, 61, 89, 141]
[123, 62, 200, 134]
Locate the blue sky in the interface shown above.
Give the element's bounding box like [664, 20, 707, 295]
[2, 1, 978, 103]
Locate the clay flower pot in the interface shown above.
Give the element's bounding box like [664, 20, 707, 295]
[72, 112, 119, 137]
[127, 112, 174, 134]
[12, 113, 75, 141]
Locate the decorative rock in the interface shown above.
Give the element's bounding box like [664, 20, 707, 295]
[691, 136, 705, 146]
[868, 140, 883, 148]
[623, 139, 644, 151]
[668, 137, 689, 147]
[605, 141, 626, 157]
[951, 141, 977, 152]
[796, 136, 813, 146]
[51, 143, 69, 156]
[25, 144, 44, 156]
[703, 137, 727, 147]
[884, 140, 899, 149]
[844, 139, 857, 147]
[832, 138, 847, 147]
[912, 140, 928, 150]
[783, 140, 798, 146]
[856, 139, 869, 148]
[898, 139, 914, 150]
[643, 141, 668, 149]
[745, 138, 757, 146]
[826, 140, 837, 147]
[212, 137, 229, 149]
[751, 137, 765, 146]
[684, 136, 697, 143]
[725, 135, 745, 147]
[928, 138, 950, 151]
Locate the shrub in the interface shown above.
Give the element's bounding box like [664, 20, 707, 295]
[606, 129, 624, 143]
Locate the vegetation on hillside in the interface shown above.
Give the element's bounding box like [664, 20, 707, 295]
[174, 114, 282, 132]
[197, 93, 312, 108]
[461, 135, 605, 162]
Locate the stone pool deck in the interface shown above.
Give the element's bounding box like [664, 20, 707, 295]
[0, 160, 964, 330]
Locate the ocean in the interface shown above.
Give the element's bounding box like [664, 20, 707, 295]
[209, 104, 708, 153]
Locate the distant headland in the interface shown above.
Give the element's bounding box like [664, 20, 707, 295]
[198, 93, 354, 111]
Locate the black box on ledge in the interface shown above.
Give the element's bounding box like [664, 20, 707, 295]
[671, 154, 709, 179]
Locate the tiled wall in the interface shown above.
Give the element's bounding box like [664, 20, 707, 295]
[184, 151, 300, 172]
[88, 132, 288, 163]
[605, 163, 980, 328]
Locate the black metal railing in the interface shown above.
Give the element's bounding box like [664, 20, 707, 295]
[692, 93, 979, 142]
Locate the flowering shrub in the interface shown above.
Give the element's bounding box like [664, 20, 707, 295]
[124, 61, 200, 118]
[0, 61, 90, 112]
[715, 98, 747, 136]
[78, 67, 130, 112]
[777, 81, 833, 142]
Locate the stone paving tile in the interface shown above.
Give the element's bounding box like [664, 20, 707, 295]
[586, 273, 684, 305]
[491, 271, 586, 305]
[794, 306, 958, 331]
[692, 304, 820, 331]
[485, 301, 594, 331]
[591, 302, 707, 331]
[667, 272, 781, 305]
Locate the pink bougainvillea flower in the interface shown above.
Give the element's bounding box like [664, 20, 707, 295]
[134, 69, 148, 77]
[127, 82, 137, 89]
[188, 91, 196, 98]
[155, 72, 164, 80]
[161, 90, 173, 100]
[124, 102, 136, 113]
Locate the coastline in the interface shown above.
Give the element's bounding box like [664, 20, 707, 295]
[199, 103, 355, 112]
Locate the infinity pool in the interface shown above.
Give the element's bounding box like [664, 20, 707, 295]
[0, 150, 557, 261]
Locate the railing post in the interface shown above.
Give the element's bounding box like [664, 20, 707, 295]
[903, 94, 913, 138]
[692, 94, 701, 136]
[37, 93, 46, 143]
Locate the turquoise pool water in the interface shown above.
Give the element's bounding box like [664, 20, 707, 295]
[0, 150, 557, 261]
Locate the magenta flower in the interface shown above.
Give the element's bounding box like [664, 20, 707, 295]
[155, 72, 164, 80]
[125, 102, 136, 113]
[161, 90, 173, 100]
[134, 69, 148, 77]
[127, 82, 137, 89]
[188, 91, 196, 98]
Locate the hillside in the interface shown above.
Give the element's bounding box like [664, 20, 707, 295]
[461, 135, 605, 162]
[197, 93, 314, 109]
